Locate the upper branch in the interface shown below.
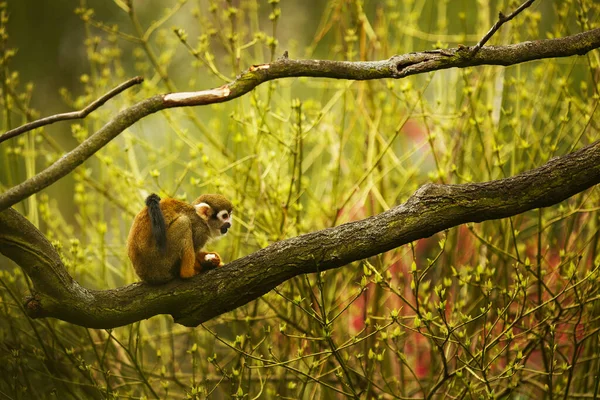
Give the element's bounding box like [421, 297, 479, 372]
[1, 28, 599, 212]
[0, 76, 144, 144]
[1, 141, 599, 329]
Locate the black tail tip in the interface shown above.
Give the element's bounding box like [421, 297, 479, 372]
[145, 193, 161, 206]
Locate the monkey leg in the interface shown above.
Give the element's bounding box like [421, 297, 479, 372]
[194, 251, 222, 273]
[180, 246, 197, 279]
[167, 215, 197, 279]
[179, 239, 197, 279]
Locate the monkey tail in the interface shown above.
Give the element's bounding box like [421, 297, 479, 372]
[145, 193, 167, 254]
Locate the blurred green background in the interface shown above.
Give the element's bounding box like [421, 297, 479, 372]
[1, 0, 599, 398]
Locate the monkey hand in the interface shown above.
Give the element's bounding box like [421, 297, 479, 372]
[194, 251, 223, 272]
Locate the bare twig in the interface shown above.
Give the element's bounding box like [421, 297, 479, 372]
[0, 76, 144, 144]
[1, 29, 600, 212]
[470, 0, 536, 57]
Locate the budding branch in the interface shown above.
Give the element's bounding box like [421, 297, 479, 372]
[0, 140, 599, 328]
[0, 26, 599, 328]
[0, 28, 599, 212]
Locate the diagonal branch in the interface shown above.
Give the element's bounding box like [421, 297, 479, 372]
[1, 28, 599, 212]
[1, 141, 599, 329]
[470, 0, 537, 57]
[0, 76, 144, 144]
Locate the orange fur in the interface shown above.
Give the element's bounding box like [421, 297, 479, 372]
[127, 195, 232, 284]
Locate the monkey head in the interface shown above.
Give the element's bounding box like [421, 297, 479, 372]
[193, 194, 234, 239]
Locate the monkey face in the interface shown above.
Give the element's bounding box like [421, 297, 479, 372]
[213, 209, 232, 235]
[194, 194, 234, 239]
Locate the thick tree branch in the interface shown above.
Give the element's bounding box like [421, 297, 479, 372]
[0, 28, 599, 212]
[1, 141, 599, 329]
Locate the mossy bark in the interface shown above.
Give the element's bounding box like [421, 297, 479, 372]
[1, 141, 599, 329]
[1, 29, 599, 212]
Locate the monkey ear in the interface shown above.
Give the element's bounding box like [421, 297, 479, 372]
[194, 203, 211, 220]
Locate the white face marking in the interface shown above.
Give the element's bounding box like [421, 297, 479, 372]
[204, 253, 217, 261]
[196, 206, 233, 240]
[217, 209, 232, 226]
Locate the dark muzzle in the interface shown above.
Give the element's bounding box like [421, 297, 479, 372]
[220, 222, 231, 234]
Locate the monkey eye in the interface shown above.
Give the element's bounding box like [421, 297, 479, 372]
[216, 209, 230, 221]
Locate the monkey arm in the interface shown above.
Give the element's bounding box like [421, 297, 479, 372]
[194, 252, 222, 273]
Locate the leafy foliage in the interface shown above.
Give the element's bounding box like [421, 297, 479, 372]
[1, 0, 600, 398]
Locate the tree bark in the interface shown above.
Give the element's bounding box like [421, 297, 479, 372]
[1, 28, 599, 212]
[1, 141, 598, 328]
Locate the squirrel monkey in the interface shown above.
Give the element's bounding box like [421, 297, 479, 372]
[127, 193, 233, 284]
